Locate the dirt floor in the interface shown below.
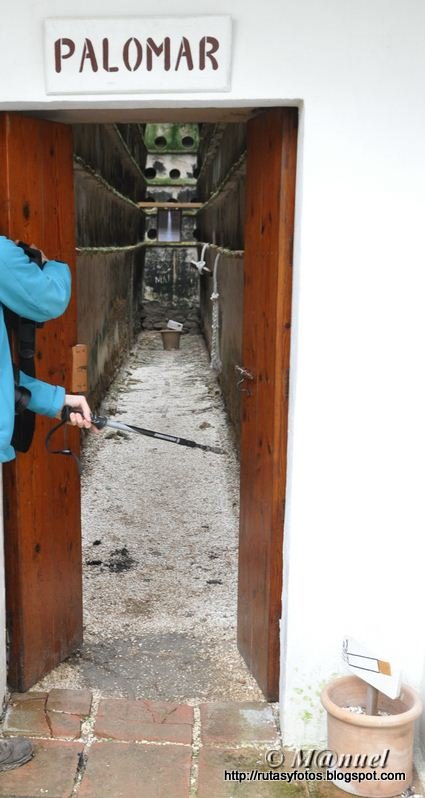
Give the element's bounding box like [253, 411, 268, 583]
[36, 332, 263, 703]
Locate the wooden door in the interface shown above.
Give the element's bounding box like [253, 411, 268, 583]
[238, 108, 298, 700]
[0, 114, 82, 691]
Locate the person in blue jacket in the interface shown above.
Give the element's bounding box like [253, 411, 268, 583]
[0, 236, 93, 770]
[0, 236, 92, 463]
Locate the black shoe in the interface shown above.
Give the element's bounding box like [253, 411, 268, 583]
[0, 737, 33, 771]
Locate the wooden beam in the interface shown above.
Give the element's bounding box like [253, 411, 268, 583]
[143, 240, 198, 247]
[27, 107, 258, 124]
[138, 201, 203, 209]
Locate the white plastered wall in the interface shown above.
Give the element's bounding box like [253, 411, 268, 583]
[1, 0, 425, 754]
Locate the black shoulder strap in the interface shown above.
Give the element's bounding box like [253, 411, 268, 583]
[4, 241, 46, 454]
[4, 311, 37, 453]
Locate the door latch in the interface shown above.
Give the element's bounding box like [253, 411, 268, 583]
[235, 365, 255, 394]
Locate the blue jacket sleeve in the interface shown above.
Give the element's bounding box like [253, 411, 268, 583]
[20, 371, 65, 418]
[0, 237, 71, 322]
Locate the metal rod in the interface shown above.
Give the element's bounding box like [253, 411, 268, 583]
[91, 413, 225, 455]
[366, 685, 379, 715]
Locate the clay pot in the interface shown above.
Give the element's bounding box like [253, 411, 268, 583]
[321, 676, 422, 797]
[160, 329, 182, 350]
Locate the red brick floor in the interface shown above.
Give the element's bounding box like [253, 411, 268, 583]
[0, 739, 83, 797]
[0, 690, 416, 797]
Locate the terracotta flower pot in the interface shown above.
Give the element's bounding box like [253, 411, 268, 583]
[320, 675, 422, 797]
[160, 329, 182, 350]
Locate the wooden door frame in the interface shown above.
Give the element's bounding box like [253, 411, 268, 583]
[238, 108, 298, 700]
[0, 114, 82, 691]
[1, 105, 298, 700]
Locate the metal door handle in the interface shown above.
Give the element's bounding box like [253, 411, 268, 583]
[235, 365, 255, 394]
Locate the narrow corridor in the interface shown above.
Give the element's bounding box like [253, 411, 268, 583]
[37, 331, 262, 703]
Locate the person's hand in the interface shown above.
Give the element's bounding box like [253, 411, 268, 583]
[30, 243, 48, 265]
[60, 394, 93, 429]
[14, 240, 49, 264]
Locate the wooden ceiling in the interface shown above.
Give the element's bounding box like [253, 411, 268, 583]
[27, 107, 259, 124]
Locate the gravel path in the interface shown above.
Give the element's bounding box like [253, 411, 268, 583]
[37, 332, 263, 702]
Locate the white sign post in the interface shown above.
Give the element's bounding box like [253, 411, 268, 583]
[342, 637, 401, 712]
[44, 16, 232, 95]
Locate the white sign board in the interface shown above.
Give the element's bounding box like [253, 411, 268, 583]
[44, 17, 232, 95]
[343, 637, 401, 699]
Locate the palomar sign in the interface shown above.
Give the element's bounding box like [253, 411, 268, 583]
[44, 16, 232, 94]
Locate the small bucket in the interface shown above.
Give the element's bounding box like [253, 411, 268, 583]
[160, 329, 182, 350]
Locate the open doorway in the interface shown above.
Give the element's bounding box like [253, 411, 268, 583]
[60, 120, 254, 702]
[1, 108, 297, 703]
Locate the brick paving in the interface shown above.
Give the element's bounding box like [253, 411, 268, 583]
[4, 688, 92, 741]
[0, 688, 412, 798]
[0, 739, 83, 797]
[94, 697, 194, 744]
[199, 702, 278, 745]
[79, 742, 192, 798]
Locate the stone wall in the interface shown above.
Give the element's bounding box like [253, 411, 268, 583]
[77, 249, 144, 404]
[73, 124, 147, 203]
[142, 246, 200, 334]
[141, 123, 201, 334]
[196, 124, 247, 440]
[73, 124, 147, 405]
[200, 253, 244, 433]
